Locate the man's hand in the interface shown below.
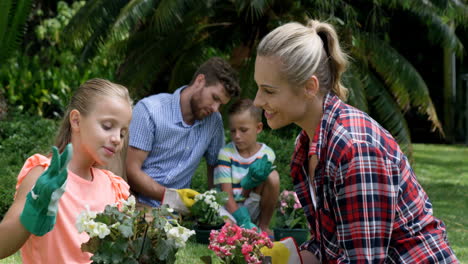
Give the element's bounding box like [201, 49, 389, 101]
[162, 188, 200, 215]
[241, 155, 273, 190]
[20, 144, 73, 236]
[261, 237, 303, 264]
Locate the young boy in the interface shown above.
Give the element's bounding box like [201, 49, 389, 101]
[214, 99, 280, 235]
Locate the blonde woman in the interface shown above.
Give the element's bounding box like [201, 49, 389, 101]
[253, 21, 458, 263]
[0, 79, 133, 263]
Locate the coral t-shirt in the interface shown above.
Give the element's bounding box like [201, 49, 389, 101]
[15, 154, 130, 264]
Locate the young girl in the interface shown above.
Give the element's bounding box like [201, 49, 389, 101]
[253, 21, 458, 263]
[0, 78, 133, 263]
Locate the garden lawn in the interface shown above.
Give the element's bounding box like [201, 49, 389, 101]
[0, 143, 467, 263]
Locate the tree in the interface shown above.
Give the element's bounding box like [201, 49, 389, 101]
[0, 0, 33, 118]
[64, 0, 468, 157]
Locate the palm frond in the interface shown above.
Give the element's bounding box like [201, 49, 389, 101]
[113, 0, 158, 34]
[354, 33, 410, 111]
[64, 0, 130, 62]
[151, 0, 198, 34]
[0, 0, 13, 44]
[365, 73, 413, 157]
[247, 0, 272, 21]
[382, 0, 464, 55]
[117, 21, 205, 95]
[343, 64, 369, 113]
[167, 37, 220, 92]
[361, 33, 444, 135]
[446, 0, 468, 27]
[0, 0, 32, 63]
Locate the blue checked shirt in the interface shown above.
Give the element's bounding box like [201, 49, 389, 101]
[129, 86, 225, 207]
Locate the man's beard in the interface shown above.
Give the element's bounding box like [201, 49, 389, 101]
[190, 96, 206, 120]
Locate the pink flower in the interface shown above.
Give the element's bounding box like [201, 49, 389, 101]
[208, 223, 273, 264]
[241, 243, 253, 255]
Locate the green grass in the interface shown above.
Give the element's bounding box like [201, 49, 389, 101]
[411, 144, 468, 262]
[1, 143, 467, 263]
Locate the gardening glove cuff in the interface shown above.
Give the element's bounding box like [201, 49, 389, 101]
[232, 206, 257, 230]
[241, 155, 272, 190]
[162, 188, 199, 215]
[260, 237, 302, 264]
[20, 144, 72, 236]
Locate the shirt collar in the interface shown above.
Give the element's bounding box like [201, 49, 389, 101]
[297, 92, 340, 162]
[171, 85, 202, 127]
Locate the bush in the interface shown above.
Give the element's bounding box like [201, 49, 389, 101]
[0, 112, 59, 219]
[0, 1, 120, 118]
[257, 128, 298, 191]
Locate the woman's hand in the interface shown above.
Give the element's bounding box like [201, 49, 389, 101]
[300, 250, 320, 264]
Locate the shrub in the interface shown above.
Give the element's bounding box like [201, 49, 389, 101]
[257, 127, 298, 191]
[0, 112, 59, 219]
[0, 1, 120, 118]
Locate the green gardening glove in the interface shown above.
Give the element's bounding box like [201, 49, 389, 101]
[241, 155, 273, 190]
[232, 206, 258, 230]
[20, 144, 73, 236]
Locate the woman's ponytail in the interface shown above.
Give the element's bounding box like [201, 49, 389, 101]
[257, 20, 349, 101]
[307, 20, 349, 100]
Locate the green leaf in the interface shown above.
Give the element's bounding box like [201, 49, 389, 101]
[359, 33, 443, 136]
[155, 239, 176, 262]
[0, 0, 33, 63]
[215, 191, 229, 206]
[365, 73, 413, 156]
[81, 236, 101, 254]
[118, 219, 135, 238]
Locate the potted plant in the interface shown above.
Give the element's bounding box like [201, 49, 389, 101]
[206, 222, 273, 264]
[76, 195, 195, 263]
[189, 189, 228, 244]
[273, 190, 309, 245]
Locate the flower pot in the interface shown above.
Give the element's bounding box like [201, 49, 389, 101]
[194, 223, 224, 244]
[273, 228, 309, 245]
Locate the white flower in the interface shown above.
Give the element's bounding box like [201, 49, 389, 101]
[121, 195, 136, 213]
[96, 223, 111, 239]
[86, 221, 111, 239]
[163, 221, 174, 233]
[166, 225, 195, 248]
[110, 222, 121, 229]
[76, 205, 97, 233]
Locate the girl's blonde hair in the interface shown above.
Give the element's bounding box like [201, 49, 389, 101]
[54, 78, 133, 153]
[257, 20, 349, 100]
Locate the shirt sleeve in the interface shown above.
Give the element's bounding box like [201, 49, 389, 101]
[263, 145, 276, 164]
[204, 115, 225, 166]
[332, 142, 398, 263]
[213, 147, 232, 185]
[129, 101, 155, 152]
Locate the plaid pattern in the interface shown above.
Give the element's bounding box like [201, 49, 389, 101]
[292, 92, 458, 263]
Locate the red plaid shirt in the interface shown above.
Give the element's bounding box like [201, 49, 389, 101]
[293, 93, 458, 263]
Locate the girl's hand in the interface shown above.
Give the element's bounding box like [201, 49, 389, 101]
[20, 144, 72, 236]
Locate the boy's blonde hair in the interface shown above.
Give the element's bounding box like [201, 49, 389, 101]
[228, 98, 262, 122]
